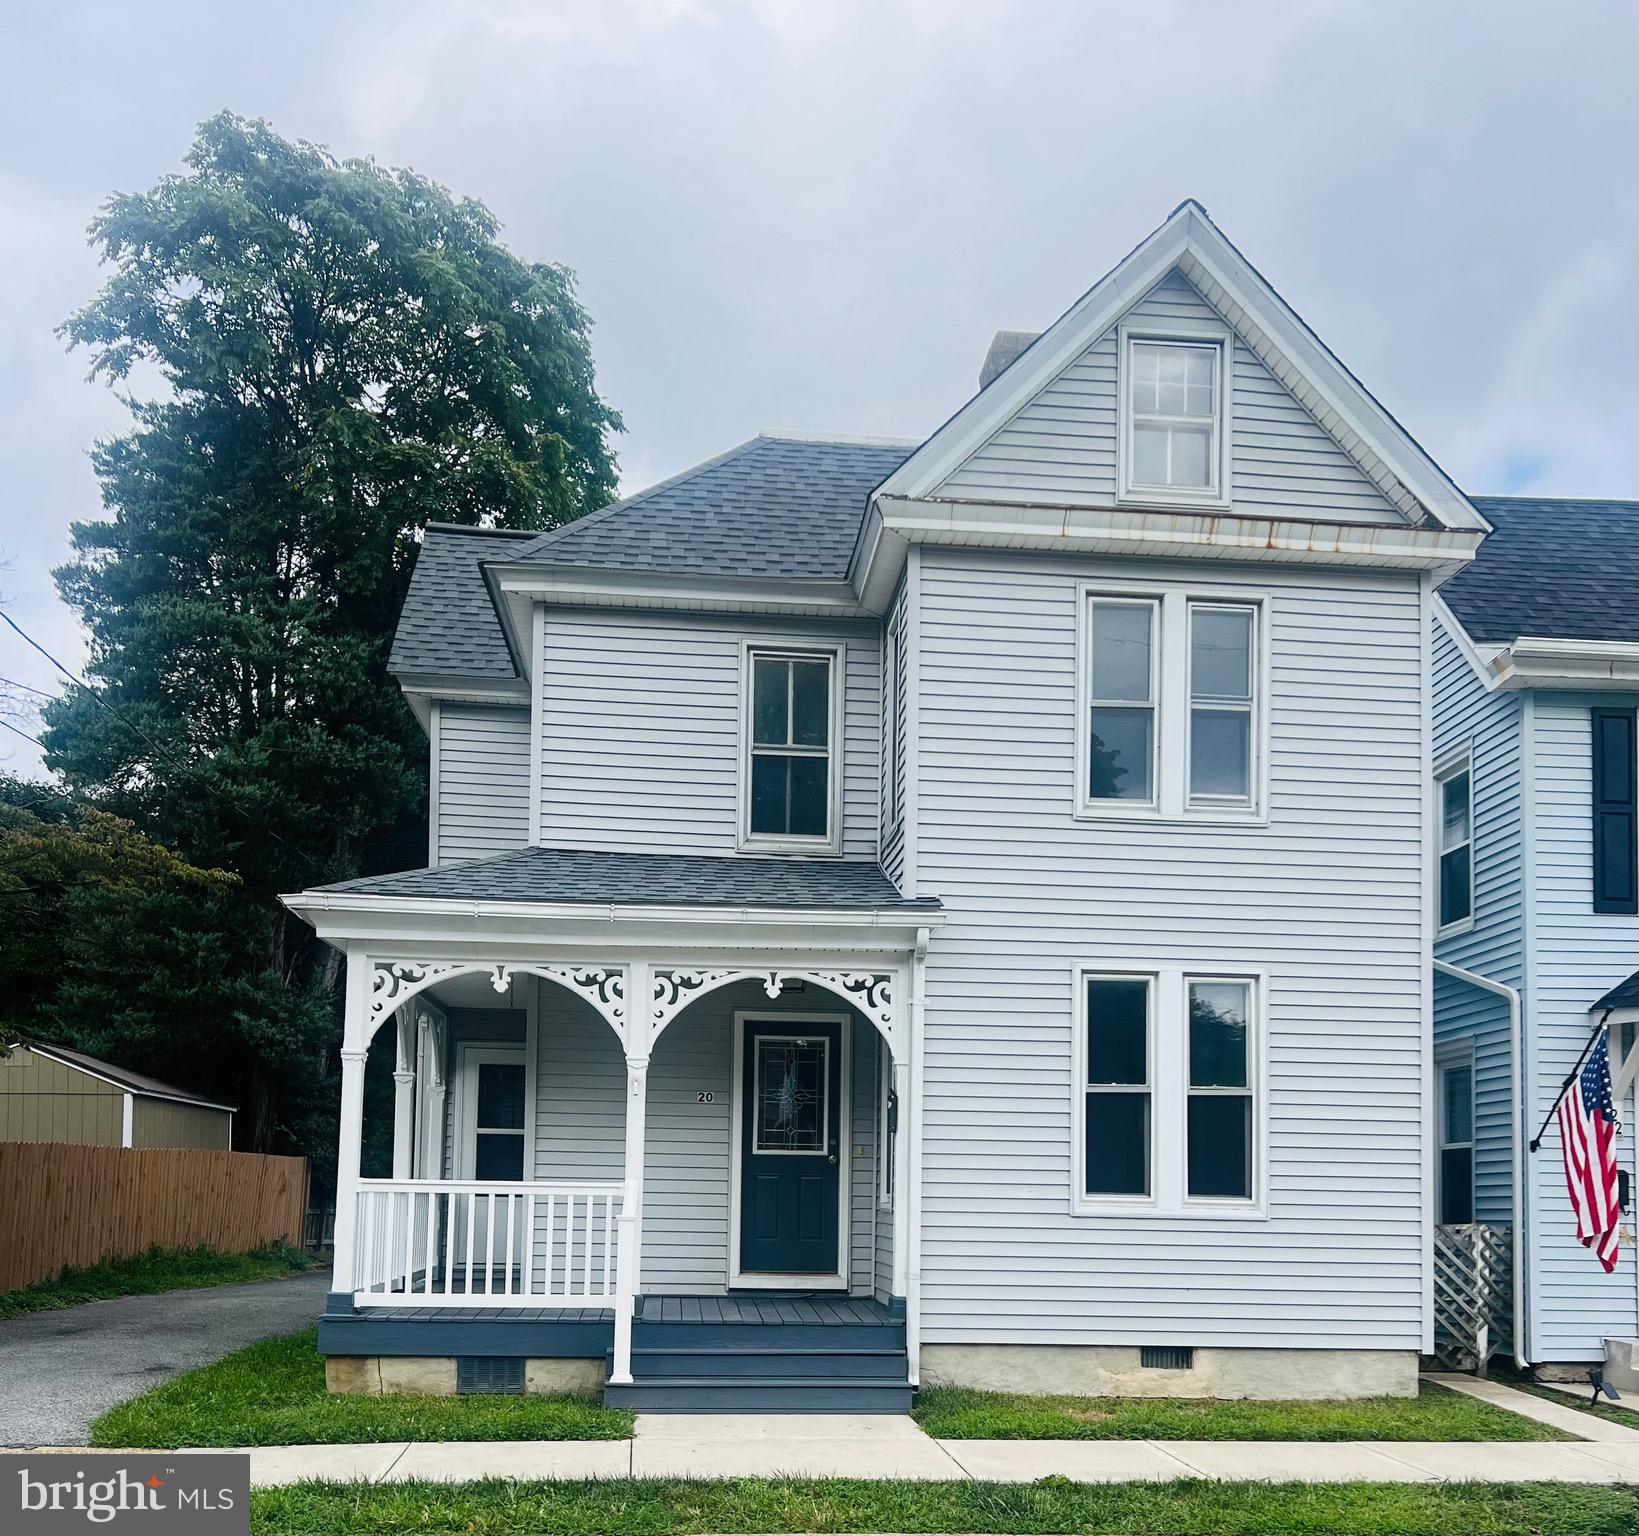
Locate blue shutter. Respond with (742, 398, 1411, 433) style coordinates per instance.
(1592, 707, 1637, 915)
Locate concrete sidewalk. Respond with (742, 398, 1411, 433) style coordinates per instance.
(116, 1409, 1639, 1486)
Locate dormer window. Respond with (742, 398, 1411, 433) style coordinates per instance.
(1118, 325, 1229, 505)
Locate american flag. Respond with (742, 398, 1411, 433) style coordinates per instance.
(1556, 1030, 1622, 1274)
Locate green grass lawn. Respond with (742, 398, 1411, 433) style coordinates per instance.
(0, 1242, 314, 1320)
(1508, 1378, 1639, 1432)
(249, 1477, 1637, 1536)
(912, 1382, 1574, 1441)
(93, 1328, 632, 1447)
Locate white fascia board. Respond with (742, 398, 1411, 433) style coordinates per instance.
(490, 564, 872, 619)
(873, 201, 1484, 535)
(395, 681, 530, 735)
(1489, 636, 1639, 691)
(279, 890, 942, 951)
(875, 494, 1483, 574)
(1431, 593, 1508, 694)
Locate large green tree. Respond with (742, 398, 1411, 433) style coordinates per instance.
(40, 113, 621, 1156)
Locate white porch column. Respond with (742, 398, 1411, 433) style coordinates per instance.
(891, 1055, 912, 1299)
(330, 949, 372, 1305)
(391, 1010, 416, 1181)
(612, 960, 652, 1386)
(906, 934, 929, 1385)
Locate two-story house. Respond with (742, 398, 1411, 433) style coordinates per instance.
(1431, 498, 1638, 1378)
(283, 200, 1490, 1410)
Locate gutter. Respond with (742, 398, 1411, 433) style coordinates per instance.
(1433, 958, 1528, 1370)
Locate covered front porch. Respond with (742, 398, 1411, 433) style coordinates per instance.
(284, 855, 937, 1408)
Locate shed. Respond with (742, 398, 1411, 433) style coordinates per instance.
(0, 1041, 235, 1149)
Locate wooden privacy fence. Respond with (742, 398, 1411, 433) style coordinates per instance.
(0, 1143, 309, 1295)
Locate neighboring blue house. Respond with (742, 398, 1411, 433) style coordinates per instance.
(282, 201, 1496, 1410)
(1432, 498, 1638, 1372)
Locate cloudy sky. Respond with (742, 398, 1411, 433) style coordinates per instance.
(2, 0, 1634, 775)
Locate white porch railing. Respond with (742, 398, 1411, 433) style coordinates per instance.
(351, 1179, 623, 1309)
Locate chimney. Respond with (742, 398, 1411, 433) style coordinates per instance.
(979, 329, 1040, 391)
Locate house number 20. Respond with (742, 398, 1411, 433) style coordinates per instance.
(697, 1091, 714, 1104)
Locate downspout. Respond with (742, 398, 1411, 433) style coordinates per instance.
(1433, 958, 1528, 1369)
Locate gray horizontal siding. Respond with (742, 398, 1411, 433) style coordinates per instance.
(1525, 693, 1639, 1360)
(433, 704, 532, 866)
(939, 271, 1402, 524)
(914, 546, 1426, 1350)
(1430, 614, 1524, 1232)
(538, 610, 880, 860)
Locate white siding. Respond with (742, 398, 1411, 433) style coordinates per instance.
(1525, 693, 1639, 1360)
(1431, 614, 1524, 1228)
(538, 609, 880, 860)
(914, 546, 1427, 1349)
(939, 271, 1403, 524)
(432, 704, 532, 865)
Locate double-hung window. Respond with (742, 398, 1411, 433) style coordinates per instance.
(1188, 604, 1256, 806)
(744, 648, 837, 850)
(1077, 968, 1261, 1212)
(1087, 600, 1158, 804)
(1120, 330, 1228, 503)
(1186, 979, 1254, 1200)
(1437, 755, 1473, 931)
(1081, 586, 1263, 819)
(1082, 976, 1152, 1198)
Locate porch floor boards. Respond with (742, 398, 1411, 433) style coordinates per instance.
(635, 1295, 895, 1327)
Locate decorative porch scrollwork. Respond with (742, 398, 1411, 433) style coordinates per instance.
(367, 960, 627, 1044)
(650, 967, 897, 1046)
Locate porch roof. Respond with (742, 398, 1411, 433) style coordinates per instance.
(303, 846, 941, 914)
(1593, 971, 1638, 1014)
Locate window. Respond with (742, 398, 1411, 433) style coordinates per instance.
(753, 1036, 828, 1153)
(1438, 1059, 1474, 1224)
(1076, 967, 1263, 1213)
(1081, 976, 1152, 1198)
(745, 649, 836, 848)
(1188, 604, 1256, 806)
(472, 1061, 526, 1181)
(1087, 599, 1158, 803)
(1186, 979, 1254, 1201)
(1592, 707, 1637, 914)
(1079, 586, 1265, 819)
(881, 622, 902, 829)
(1437, 757, 1473, 930)
(1122, 333, 1226, 500)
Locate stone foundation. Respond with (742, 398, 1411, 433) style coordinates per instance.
(1531, 1359, 1602, 1385)
(919, 1344, 1419, 1400)
(324, 1356, 607, 1397)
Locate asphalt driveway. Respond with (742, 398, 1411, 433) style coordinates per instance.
(0, 1268, 331, 1446)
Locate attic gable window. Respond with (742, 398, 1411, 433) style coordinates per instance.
(1119, 326, 1229, 505)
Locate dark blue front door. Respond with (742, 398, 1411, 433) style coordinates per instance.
(739, 1020, 842, 1276)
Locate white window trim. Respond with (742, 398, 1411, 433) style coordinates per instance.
(1435, 1041, 1476, 1225)
(452, 1043, 532, 1180)
(1116, 316, 1234, 509)
(1075, 578, 1269, 825)
(881, 621, 900, 832)
(1073, 971, 1157, 1211)
(1435, 744, 1475, 937)
(1072, 964, 1268, 1219)
(737, 641, 845, 856)
(1183, 974, 1261, 1209)
(1185, 601, 1260, 813)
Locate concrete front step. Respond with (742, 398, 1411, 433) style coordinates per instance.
(605, 1378, 915, 1413)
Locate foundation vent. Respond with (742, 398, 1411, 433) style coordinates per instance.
(1140, 1346, 1195, 1370)
(458, 1356, 525, 1394)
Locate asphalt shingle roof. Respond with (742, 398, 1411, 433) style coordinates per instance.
(313, 846, 938, 911)
(511, 435, 915, 580)
(1441, 497, 1638, 646)
(1594, 972, 1639, 1014)
(388, 524, 534, 682)
(25, 1041, 235, 1110)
